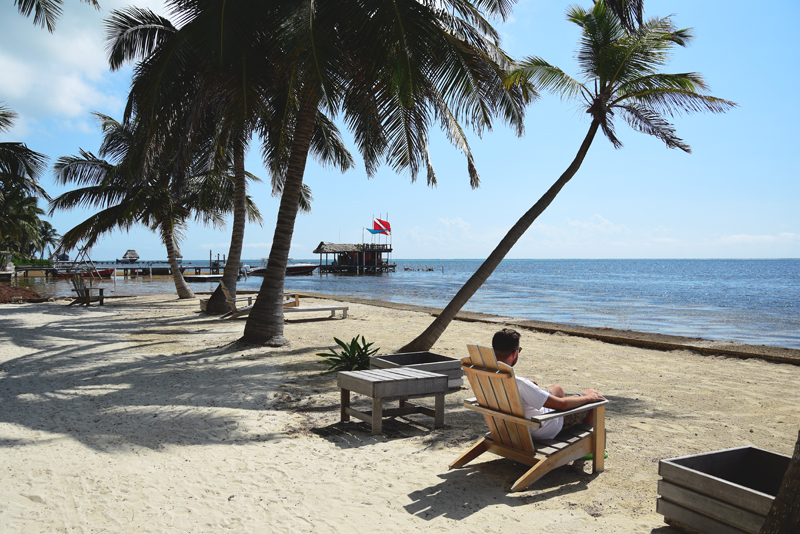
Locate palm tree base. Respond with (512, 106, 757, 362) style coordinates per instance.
(240, 334, 289, 347)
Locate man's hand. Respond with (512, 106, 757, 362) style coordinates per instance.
(581, 389, 606, 403)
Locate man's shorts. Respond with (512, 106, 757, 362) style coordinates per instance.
(561, 393, 588, 430)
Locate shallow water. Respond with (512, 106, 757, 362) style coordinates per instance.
(9, 258, 799, 349)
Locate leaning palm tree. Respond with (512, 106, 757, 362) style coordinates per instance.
(400, 0, 736, 352)
(50, 113, 262, 299)
(103, 3, 333, 314)
(0, 103, 49, 202)
(240, 0, 531, 346)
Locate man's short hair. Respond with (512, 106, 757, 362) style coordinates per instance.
(492, 328, 520, 358)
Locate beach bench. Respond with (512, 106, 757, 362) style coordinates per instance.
(68, 275, 104, 306)
(450, 344, 608, 491)
(217, 280, 299, 319)
(284, 305, 348, 319)
(338, 368, 448, 435)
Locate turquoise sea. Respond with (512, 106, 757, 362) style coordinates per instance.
(9, 259, 799, 349)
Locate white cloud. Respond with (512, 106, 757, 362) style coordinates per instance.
(718, 233, 800, 245)
(0, 0, 169, 134)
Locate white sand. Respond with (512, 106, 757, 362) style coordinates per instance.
(1, 295, 798, 533)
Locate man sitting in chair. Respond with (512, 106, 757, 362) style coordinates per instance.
(492, 328, 605, 439)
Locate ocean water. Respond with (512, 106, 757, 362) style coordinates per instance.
(9, 259, 799, 349)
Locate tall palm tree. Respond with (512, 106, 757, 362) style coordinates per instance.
(49, 113, 262, 299)
(103, 3, 334, 314)
(0, 104, 49, 202)
(239, 0, 532, 346)
(12, 0, 99, 32)
(400, 0, 736, 353)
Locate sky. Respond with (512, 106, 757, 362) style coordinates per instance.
(1, 0, 798, 261)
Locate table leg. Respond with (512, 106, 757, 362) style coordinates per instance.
(371, 396, 383, 435)
(399, 395, 408, 408)
(340, 388, 350, 422)
(434, 391, 445, 428)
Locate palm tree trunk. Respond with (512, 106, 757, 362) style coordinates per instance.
(161, 223, 194, 299)
(760, 430, 800, 533)
(205, 135, 248, 314)
(399, 119, 601, 353)
(241, 106, 317, 346)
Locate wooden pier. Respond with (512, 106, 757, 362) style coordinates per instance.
(313, 242, 396, 274)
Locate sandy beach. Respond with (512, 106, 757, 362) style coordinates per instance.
(1, 294, 798, 533)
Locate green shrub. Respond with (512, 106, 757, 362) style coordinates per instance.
(317, 335, 379, 375)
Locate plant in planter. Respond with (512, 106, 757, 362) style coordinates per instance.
(317, 335, 379, 374)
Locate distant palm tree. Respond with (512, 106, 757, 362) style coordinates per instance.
(400, 0, 736, 353)
(12, 0, 99, 32)
(0, 185, 45, 256)
(0, 103, 48, 202)
(240, 0, 532, 346)
(36, 220, 59, 259)
(50, 113, 262, 299)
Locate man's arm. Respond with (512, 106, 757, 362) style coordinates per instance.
(543, 389, 605, 411)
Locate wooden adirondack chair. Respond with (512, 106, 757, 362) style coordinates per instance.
(451, 344, 608, 491)
(68, 275, 104, 306)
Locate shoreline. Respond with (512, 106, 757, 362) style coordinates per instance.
(291, 291, 800, 366)
(11, 288, 800, 364)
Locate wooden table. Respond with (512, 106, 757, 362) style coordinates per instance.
(338, 368, 448, 435)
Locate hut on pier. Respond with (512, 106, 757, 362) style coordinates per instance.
(313, 242, 395, 274)
(117, 250, 140, 263)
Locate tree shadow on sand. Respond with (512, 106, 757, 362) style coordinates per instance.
(0, 301, 338, 453)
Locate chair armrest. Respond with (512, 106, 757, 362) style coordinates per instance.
(463, 398, 542, 429)
(530, 400, 609, 424)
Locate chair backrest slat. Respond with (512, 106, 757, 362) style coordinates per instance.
(463, 344, 535, 453)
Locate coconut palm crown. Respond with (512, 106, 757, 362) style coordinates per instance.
(400, 0, 737, 353)
(49, 113, 263, 299)
(510, 1, 734, 152)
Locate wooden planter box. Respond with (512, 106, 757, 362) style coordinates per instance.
(370, 352, 463, 388)
(657, 446, 790, 534)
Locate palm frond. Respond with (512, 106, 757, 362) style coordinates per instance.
(618, 103, 691, 152)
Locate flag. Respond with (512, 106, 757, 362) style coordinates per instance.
(374, 218, 391, 235)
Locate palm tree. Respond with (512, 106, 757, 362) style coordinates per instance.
(0, 104, 49, 202)
(0, 184, 46, 256)
(49, 113, 262, 299)
(103, 3, 333, 314)
(239, 0, 531, 346)
(36, 220, 59, 259)
(12, 0, 99, 32)
(400, 0, 736, 353)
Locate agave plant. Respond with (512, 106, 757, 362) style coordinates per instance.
(317, 336, 380, 375)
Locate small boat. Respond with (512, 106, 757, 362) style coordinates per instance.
(56, 268, 115, 278)
(249, 259, 318, 276)
(286, 262, 318, 275)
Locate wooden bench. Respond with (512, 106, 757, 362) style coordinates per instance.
(217, 280, 301, 319)
(68, 275, 104, 306)
(337, 368, 448, 435)
(284, 305, 348, 319)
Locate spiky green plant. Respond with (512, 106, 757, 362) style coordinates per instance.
(317, 336, 380, 375)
